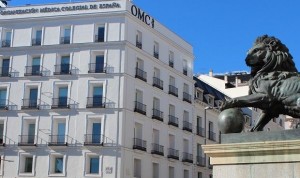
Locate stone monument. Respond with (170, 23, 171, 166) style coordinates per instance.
(203, 35, 300, 178)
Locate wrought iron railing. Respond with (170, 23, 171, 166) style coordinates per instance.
(169, 85, 178, 97)
(136, 41, 142, 49)
(168, 115, 178, 127)
(32, 38, 41, 46)
(182, 152, 193, 163)
(183, 121, 192, 132)
(1, 40, 10, 47)
(86, 96, 105, 108)
(151, 143, 164, 156)
(134, 101, 146, 115)
(153, 77, 163, 90)
(60, 36, 70, 44)
(18, 135, 36, 146)
(133, 138, 147, 151)
(135, 68, 147, 82)
(152, 109, 163, 121)
(94, 35, 104, 42)
(167, 148, 179, 160)
(88, 63, 106, 73)
(183, 92, 192, 103)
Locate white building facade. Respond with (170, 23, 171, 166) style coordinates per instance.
(0, 1, 199, 178)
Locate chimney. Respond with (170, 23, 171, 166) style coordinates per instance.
(209, 69, 213, 77)
(224, 75, 228, 82)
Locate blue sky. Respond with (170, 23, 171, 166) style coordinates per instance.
(9, 0, 300, 74)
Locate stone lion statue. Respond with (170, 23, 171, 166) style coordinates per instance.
(221, 35, 300, 131)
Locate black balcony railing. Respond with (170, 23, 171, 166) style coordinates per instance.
(153, 77, 163, 90)
(135, 68, 147, 82)
(86, 96, 105, 108)
(84, 134, 104, 146)
(1, 40, 10, 47)
(151, 143, 164, 156)
(24, 65, 43, 76)
(133, 138, 147, 151)
(183, 92, 192, 103)
(32, 38, 41, 46)
(153, 51, 159, 59)
(168, 148, 179, 160)
(18, 135, 36, 146)
(0, 99, 8, 110)
(51, 97, 70, 109)
(54, 64, 73, 75)
(183, 121, 192, 132)
(48, 135, 68, 146)
(169, 60, 174, 68)
(168, 115, 178, 127)
(197, 126, 205, 137)
(169, 85, 178, 97)
(95, 35, 104, 42)
(134, 101, 146, 115)
(88, 63, 106, 73)
(0, 67, 11, 77)
(21, 99, 39, 109)
(196, 156, 206, 167)
(183, 68, 188, 75)
(152, 109, 163, 122)
(60, 36, 70, 44)
(182, 152, 193, 163)
(208, 131, 216, 141)
(136, 41, 142, 49)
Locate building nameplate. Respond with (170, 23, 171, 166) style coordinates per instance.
(0, 2, 121, 16)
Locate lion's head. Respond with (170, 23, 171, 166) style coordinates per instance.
(245, 35, 298, 76)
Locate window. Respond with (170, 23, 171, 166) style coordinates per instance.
(85, 154, 100, 175)
(195, 88, 203, 100)
(135, 58, 147, 82)
(2, 30, 12, 47)
(153, 97, 160, 110)
(153, 68, 163, 90)
(136, 30, 142, 49)
(95, 25, 105, 42)
(60, 26, 71, 44)
(169, 104, 175, 117)
(87, 84, 104, 108)
(169, 51, 174, 67)
(0, 121, 4, 144)
(183, 84, 189, 93)
(198, 172, 202, 178)
(22, 86, 39, 109)
(55, 157, 63, 173)
(27, 56, 41, 76)
(183, 60, 188, 75)
(134, 159, 141, 178)
(19, 154, 35, 176)
(153, 42, 159, 59)
(184, 169, 189, 178)
(49, 154, 66, 175)
(152, 163, 159, 178)
(49, 118, 67, 145)
(32, 28, 42, 46)
(19, 119, 36, 145)
(0, 88, 7, 109)
(169, 166, 174, 178)
(89, 54, 105, 73)
(58, 87, 68, 107)
(85, 117, 102, 145)
(1, 58, 10, 77)
(134, 89, 146, 115)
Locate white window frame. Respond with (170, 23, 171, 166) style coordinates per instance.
(84, 153, 102, 177)
(18, 152, 36, 176)
(48, 153, 66, 177)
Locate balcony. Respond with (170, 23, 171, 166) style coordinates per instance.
(136, 41, 142, 49)
(60, 36, 70, 44)
(167, 148, 179, 160)
(182, 152, 193, 163)
(84, 134, 103, 146)
(168, 115, 178, 127)
(197, 127, 205, 137)
(152, 109, 163, 122)
(168, 85, 178, 97)
(135, 68, 147, 82)
(0, 99, 8, 110)
(133, 138, 146, 151)
(208, 131, 216, 141)
(169, 60, 174, 68)
(32, 38, 41, 46)
(48, 135, 68, 146)
(153, 77, 163, 90)
(18, 135, 37, 147)
(86, 96, 105, 108)
(153, 51, 159, 59)
(0, 67, 11, 77)
(53, 64, 73, 75)
(183, 68, 188, 76)
(183, 92, 192, 103)
(21, 99, 39, 110)
(51, 97, 70, 109)
(1, 40, 10, 47)
(151, 143, 164, 156)
(134, 101, 146, 115)
(94, 35, 104, 42)
(88, 63, 106, 73)
(183, 121, 192, 133)
(196, 156, 206, 167)
(24, 66, 42, 76)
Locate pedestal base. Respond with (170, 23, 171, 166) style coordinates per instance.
(202, 130, 300, 178)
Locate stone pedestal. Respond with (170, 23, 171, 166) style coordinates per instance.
(202, 130, 300, 178)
